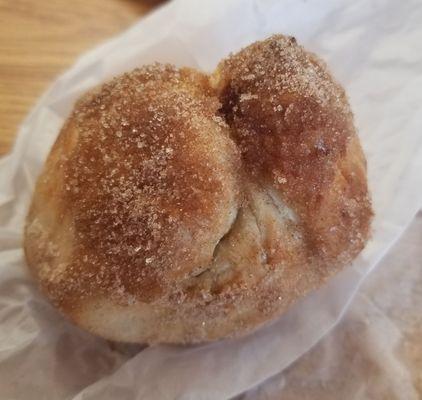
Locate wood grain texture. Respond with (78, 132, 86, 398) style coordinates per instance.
(0, 0, 163, 156)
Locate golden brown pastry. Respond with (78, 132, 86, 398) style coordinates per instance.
(24, 35, 372, 344)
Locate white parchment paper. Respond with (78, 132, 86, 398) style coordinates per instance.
(1, 0, 422, 399)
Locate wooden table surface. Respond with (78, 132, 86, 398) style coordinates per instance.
(0, 0, 163, 156)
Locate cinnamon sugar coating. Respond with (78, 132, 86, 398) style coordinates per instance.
(24, 35, 372, 344)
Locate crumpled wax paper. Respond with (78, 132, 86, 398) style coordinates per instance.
(1, 0, 422, 399)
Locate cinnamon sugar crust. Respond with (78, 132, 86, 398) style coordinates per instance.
(24, 35, 372, 344)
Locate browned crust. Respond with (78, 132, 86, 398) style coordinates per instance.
(24, 35, 372, 344)
(213, 35, 372, 270)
